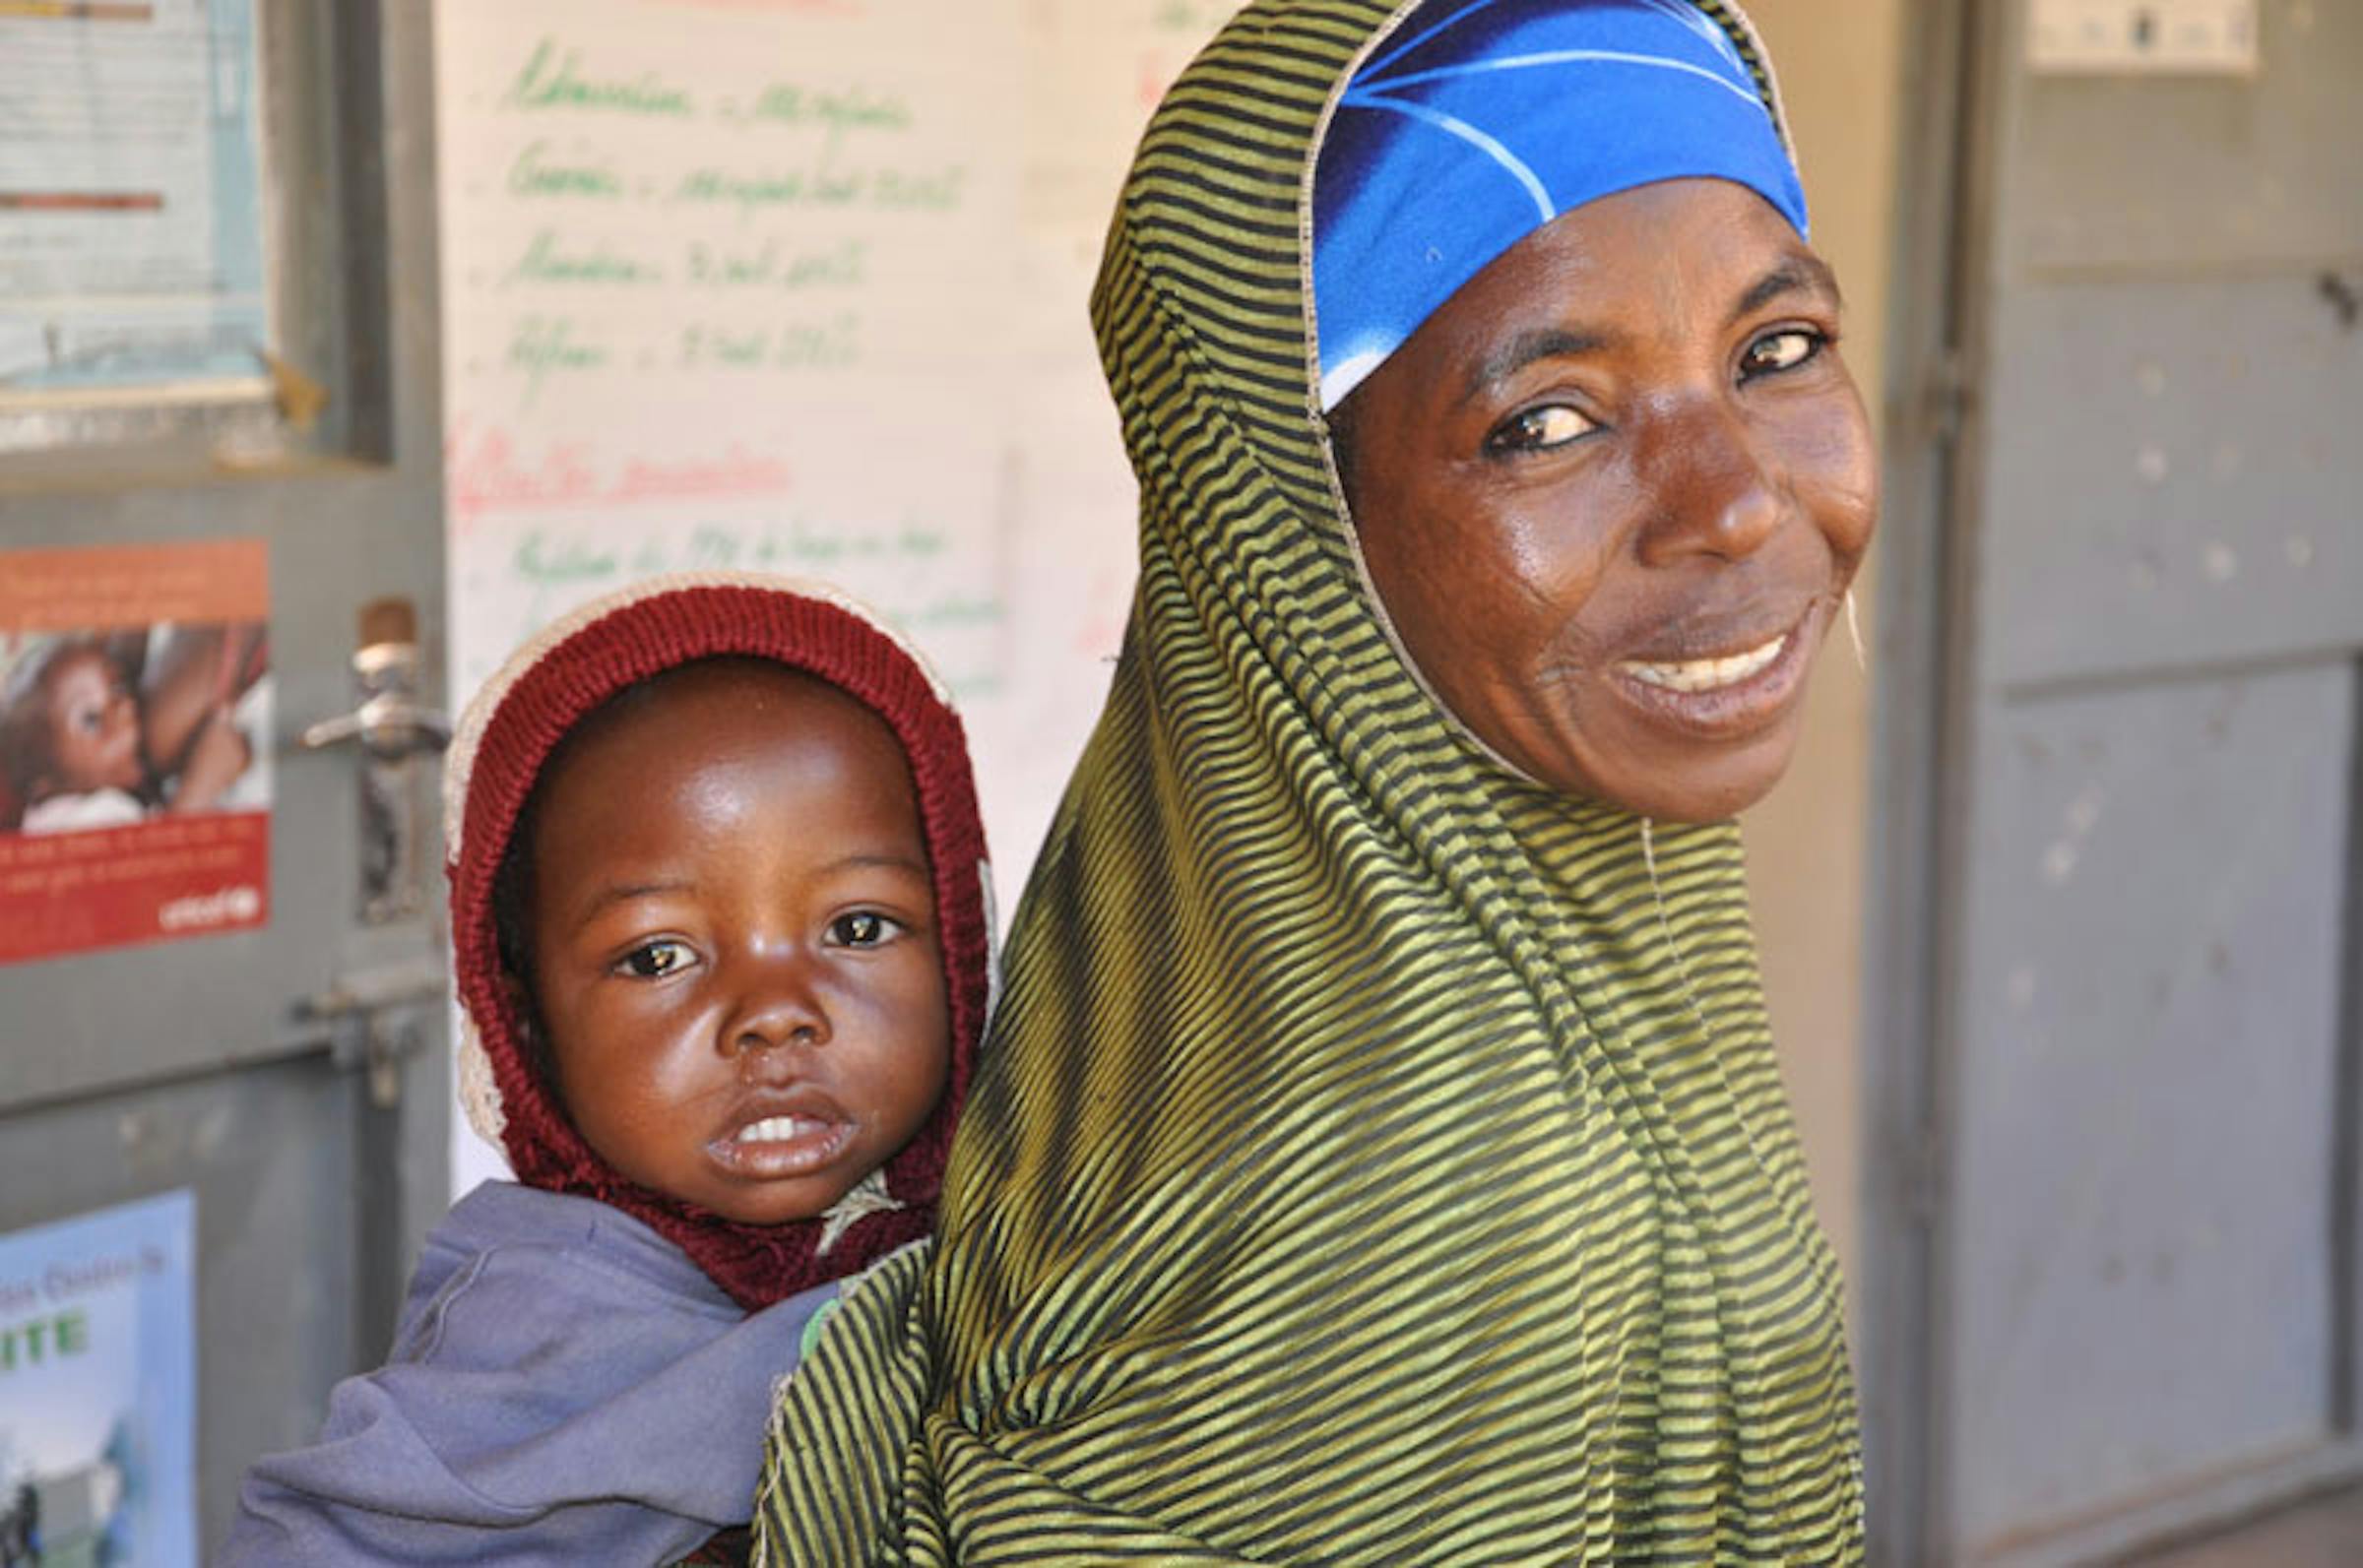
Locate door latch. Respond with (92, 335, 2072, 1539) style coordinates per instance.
(302, 597, 451, 924)
(287, 960, 445, 1109)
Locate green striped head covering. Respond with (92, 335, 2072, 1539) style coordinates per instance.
(757, 2, 1864, 1561)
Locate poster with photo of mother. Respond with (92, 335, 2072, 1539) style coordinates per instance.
(0, 538, 271, 965)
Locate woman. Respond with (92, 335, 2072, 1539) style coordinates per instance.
(759, 1, 1873, 1560)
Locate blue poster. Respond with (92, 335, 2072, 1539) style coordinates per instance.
(0, 1191, 195, 1568)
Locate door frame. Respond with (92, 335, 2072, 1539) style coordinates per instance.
(0, 1, 450, 1546)
(1858, 1, 2363, 1561)
(1857, 0, 1990, 1555)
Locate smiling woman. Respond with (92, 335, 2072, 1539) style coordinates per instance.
(1331, 179, 1877, 820)
(756, 2, 1872, 1562)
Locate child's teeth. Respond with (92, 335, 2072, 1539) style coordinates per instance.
(735, 1115, 814, 1144)
(1625, 634, 1786, 693)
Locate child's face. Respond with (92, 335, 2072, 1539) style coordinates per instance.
(524, 660, 950, 1225)
(42, 649, 143, 795)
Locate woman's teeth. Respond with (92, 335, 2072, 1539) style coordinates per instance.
(735, 1114, 824, 1144)
(1624, 634, 1786, 694)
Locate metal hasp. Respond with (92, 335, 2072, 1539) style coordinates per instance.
(301, 596, 450, 924)
(285, 959, 446, 1109)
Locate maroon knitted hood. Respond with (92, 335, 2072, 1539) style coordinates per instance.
(444, 574, 992, 1308)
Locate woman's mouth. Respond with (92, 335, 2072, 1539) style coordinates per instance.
(1622, 632, 1789, 693)
(1611, 609, 1818, 735)
(708, 1110, 854, 1177)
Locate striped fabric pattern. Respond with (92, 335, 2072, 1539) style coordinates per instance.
(755, 1, 1863, 1560)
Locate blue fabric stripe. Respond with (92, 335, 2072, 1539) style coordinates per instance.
(1313, 0, 1807, 410)
(1361, 49, 1769, 111)
(1362, 0, 1522, 78)
(1339, 90, 1558, 221)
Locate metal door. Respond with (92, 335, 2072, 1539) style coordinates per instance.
(0, 5, 445, 1557)
(1864, 1, 2363, 1562)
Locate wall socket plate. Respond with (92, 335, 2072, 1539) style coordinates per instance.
(2029, 0, 2260, 75)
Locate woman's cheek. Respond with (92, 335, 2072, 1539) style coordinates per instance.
(1789, 398, 1879, 566)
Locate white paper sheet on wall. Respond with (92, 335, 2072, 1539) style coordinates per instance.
(435, 0, 1250, 1189)
(439, 0, 1024, 686)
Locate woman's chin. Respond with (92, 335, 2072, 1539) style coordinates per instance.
(1545, 699, 1815, 824)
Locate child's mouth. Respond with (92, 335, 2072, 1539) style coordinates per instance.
(735, 1114, 828, 1145)
(710, 1111, 854, 1176)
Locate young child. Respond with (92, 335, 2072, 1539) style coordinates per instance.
(223, 575, 992, 1566)
(0, 628, 262, 834)
(1, 637, 151, 832)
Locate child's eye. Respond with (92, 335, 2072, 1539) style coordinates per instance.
(616, 940, 694, 978)
(1485, 404, 1595, 456)
(828, 911, 900, 948)
(1741, 327, 1826, 378)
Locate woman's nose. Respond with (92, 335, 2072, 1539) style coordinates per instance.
(1634, 401, 1787, 567)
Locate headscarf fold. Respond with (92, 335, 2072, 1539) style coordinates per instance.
(757, 3, 1862, 1560)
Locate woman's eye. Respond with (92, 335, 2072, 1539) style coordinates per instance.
(1742, 328, 1824, 378)
(617, 940, 693, 978)
(829, 911, 898, 948)
(1486, 404, 1594, 455)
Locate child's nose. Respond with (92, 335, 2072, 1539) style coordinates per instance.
(723, 963, 830, 1065)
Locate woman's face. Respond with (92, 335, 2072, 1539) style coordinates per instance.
(1334, 177, 1877, 822)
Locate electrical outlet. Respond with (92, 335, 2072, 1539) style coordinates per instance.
(2029, 0, 2260, 75)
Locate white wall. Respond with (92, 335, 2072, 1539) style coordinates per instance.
(434, 0, 1245, 1191)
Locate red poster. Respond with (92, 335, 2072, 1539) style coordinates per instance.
(0, 539, 271, 964)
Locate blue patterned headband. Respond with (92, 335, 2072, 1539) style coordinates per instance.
(1312, 0, 1807, 410)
